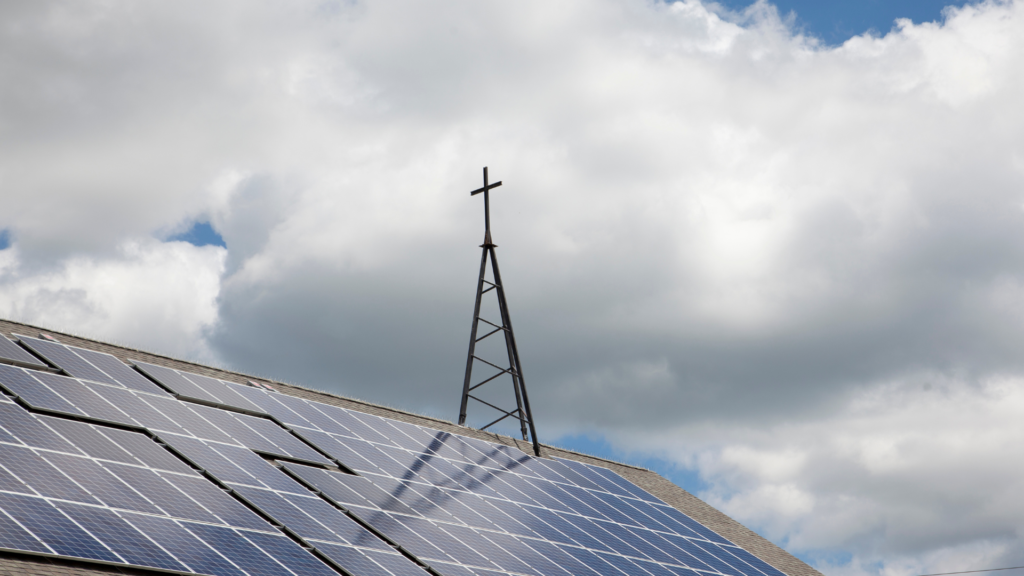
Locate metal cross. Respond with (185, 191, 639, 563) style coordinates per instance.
(470, 167, 502, 240)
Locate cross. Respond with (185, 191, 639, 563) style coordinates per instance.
(470, 166, 502, 238)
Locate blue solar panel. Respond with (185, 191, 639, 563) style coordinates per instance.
(0, 498, 52, 553)
(133, 361, 222, 404)
(0, 444, 99, 504)
(0, 492, 121, 562)
(0, 364, 85, 416)
(0, 402, 81, 453)
(15, 335, 120, 387)
(183, 523, 293, 576)
(0, 347, 789, 576)
(164, 473, 274, 531)
(0, 334, 48, 369)
(55, 502, 188, 572)
(39, 416, 135, 464)
(240, 530, 339, 576)
(87, 385, 188, 434)
(178, 371, 266, 414)
(104, 463, 222, 525)
(44, 452, 162, 514)
(67, 347, 170, 396)
(314, 542, 393, 576)
(146, 397, 239, 443)
(121, 513, 245, 576)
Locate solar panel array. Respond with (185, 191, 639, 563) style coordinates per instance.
(0, 334, 789, 576)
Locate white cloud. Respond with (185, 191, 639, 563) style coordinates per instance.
(3, 0, 1024, 574)
(0, 240, 224, 361)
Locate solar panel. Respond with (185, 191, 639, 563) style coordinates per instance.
(16, 335, 122, 386)
(0, 334, 48, 369)
(133, 361, 265, 414)
(0, 343, 795, 576)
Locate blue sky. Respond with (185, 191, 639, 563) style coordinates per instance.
(719, 0, 976, 43)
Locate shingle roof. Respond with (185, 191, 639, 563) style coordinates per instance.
(0, 318, 823, 576)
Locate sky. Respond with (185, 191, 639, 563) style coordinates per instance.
(1, 0, 1022, 575)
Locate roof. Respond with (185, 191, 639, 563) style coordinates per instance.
(0, 317, 823, 576)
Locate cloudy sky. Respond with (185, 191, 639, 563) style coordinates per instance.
(2, 0, 1023, 574)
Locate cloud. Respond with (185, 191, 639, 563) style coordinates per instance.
(0, 240, 224, 360)
(628, 373, 1024, 575)
(3, 0, 1024, 573)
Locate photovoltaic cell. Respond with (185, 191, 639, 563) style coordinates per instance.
(0, 463, 33, 495)
(267, 394, 346, 434)
(161, 434, 258, 487)
(327, 472, 422, 516)
(88, 385, 187, 434)
(363, 549, 432, 576)
(234, 412, 332, 464)
(233, 485, 338, 542)
(356, 510, 453, 562)
(394, 515, 492, 567)
(320, 405, 393, 445)
(210, 443, 309, 494)
(0, 334, 48, 369)
(63, 348, 169, 396)
(430, 562, 478, 576)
